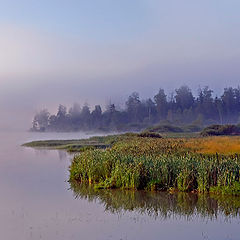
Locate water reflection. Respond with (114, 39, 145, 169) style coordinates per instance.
(33, 148, 50, 156)
(58, 150, 68, 161)
(70, 181, 240, 220)
(31, 148, 70, 162)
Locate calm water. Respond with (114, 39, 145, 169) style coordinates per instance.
(0, 131, 239, 240)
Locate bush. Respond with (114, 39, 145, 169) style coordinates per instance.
(201, 124, 240, 136)
(138, 131, 162, 138)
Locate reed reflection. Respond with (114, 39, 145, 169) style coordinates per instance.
(70, 181, 240, 219)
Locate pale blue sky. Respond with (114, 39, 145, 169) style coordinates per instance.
(0, 0, 152, 40)
(0, 0, 240, 129)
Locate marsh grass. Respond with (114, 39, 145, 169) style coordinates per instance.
(69, 137, 240, 195)
(185, 136, 240, 154)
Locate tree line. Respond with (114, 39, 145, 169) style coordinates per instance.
(32, 85, 240, 132)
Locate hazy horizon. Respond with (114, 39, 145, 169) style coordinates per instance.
(1, 0, 240, 130)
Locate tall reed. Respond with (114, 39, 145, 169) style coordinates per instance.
(69, 138, 240, 195)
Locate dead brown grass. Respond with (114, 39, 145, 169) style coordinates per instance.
(184, 136, 240, 155)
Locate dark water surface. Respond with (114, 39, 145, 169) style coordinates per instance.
(0, 131, 239, 240)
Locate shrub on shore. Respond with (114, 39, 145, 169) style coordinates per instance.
(138, 131, 162, 138)
(201, 124, 240, 136)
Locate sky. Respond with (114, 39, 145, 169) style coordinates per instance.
(0, 0, 240, 129)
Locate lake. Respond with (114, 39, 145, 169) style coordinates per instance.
(0, 131, 239, 240)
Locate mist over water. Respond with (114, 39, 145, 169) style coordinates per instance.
(1, 1, 240, 130)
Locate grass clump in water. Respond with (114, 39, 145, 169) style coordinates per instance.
(69, 137, 240, 195)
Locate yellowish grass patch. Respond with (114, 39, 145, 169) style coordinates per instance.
(184, 136, 240, 155)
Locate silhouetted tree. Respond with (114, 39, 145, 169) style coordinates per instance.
(154, 88, 168, 120)
(196, 86, 216, 121)
(32, 109, 50, 131)
(126, 92, 142, 123)
(81, 104, 91, 129)
(69, 103, 81, 117)
(91, 105, 102, 128)
(57, 104, 67, 119)
(144, 98, 157, 123)
(221, 87, 236, 123)
(175, 86, 194, 111)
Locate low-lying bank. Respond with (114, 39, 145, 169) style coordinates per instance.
(22, 134, 123, 152)
(69, 136, 240, 195)
(22, 132, 161, 152)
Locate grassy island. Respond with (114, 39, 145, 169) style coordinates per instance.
(24, 132, 240, 195)
(69, 134, 240, 195)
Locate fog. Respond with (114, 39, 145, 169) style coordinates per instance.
(1, 0, 240, 130)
